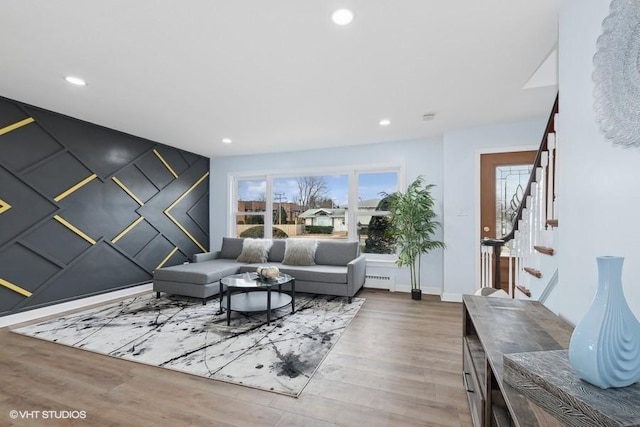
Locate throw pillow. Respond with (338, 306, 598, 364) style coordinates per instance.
(282, 238, 318, 266)
(236, 238, 273, 263)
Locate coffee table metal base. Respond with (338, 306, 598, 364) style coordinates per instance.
(221, 291, 291, 313)
(220, 285, 295, 326)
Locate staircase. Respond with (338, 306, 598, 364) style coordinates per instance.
(480, 96, 559, 301)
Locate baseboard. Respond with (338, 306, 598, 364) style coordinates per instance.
(393, 284, 441, 295)
(441, 292, 463, 303)
(0, 283, 153, 328)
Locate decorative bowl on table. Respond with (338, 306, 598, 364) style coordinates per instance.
(256, 266, 280, 281)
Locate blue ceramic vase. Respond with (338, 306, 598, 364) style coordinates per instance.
(568, 256, 640, 389)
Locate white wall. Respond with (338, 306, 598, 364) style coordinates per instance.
(546, 0, 640, 324)
(441, 118, 547, 301)
(209, 137, 445, 293)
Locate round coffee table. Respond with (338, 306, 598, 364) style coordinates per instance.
(219, 272, 295, 326)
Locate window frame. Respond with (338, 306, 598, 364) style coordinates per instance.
(228, 163, 404, 260)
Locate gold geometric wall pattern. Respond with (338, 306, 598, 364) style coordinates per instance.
(153, 148, 179, 179)
(0, 116, 34, 136)
(0, 277, 32, 297)
(137, 158, 209, 258)
(110, 177, 145, 244)
(156, 246, 179, 271)
(52, 215, 97, 245)
(0, 198, 11, 215)
(50, 174, 101, 244)
(0, 95, 209, 316)
(110, 153, 208, 253)
(53, 174, 98, 202)
(164, 172, 210, 253)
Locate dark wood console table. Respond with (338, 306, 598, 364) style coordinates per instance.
(462, 295, 573, 426)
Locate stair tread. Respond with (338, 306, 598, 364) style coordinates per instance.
(533, 245, 555, 256)
(523, 267, 542, 278)
(516, 285, 532, 298)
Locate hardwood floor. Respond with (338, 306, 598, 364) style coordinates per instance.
(0, 289, 472, 427)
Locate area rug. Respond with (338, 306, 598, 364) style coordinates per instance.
(11, 293, 364, 397)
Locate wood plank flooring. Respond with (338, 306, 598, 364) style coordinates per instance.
(0, 289, 472, 427)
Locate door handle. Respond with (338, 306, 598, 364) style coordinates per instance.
(483, 226, 490, 232)
(463, 372, 474, 393)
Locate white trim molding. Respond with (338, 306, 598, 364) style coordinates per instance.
(441, 292, 463, 303)
(0, 283, 153, 328)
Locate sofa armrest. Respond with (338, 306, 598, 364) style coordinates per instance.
(347, 254, 366, 295)
(192, 251, 221, 263)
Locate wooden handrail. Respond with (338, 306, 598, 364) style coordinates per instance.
(500, 94, 559, 243)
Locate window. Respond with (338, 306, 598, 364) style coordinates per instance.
(495, 165, 532, 236)
(273, 174, 349, 240)
(235, 178, 266, 238)
(357, 171, 398, 255)
(231, 167, 401, 256)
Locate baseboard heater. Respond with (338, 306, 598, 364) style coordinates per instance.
(365, 274, 395, 289)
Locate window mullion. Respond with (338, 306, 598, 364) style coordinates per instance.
(348, 171, 358, 242)
(265, 176, 273, 239)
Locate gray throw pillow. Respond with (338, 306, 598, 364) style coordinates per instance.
(282, 239, 318, 266)
(236, 238, 273, 263)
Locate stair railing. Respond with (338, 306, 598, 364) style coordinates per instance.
(480, 95, 559, 294)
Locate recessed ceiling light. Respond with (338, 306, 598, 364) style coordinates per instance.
(65, 76, 87, 86)
(379, 119, 391, 126)
(222, 138, 232, 144)
(332, 9, 354, 26)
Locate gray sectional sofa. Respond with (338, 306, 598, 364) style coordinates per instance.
(153, 237, 366, 303)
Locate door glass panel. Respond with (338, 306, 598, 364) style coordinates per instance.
(495, 165, 532, 238)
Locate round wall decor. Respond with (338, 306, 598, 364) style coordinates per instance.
(592, 0, 640, 147)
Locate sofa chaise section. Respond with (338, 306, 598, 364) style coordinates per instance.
(152, 258, 240, 304)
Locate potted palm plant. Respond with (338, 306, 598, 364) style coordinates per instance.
(383, 176, 445, 300)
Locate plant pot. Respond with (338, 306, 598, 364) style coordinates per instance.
(411, 289, 422, 300)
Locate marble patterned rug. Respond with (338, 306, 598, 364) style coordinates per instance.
(12, 292, 364, 397)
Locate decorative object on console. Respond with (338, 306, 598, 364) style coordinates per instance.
(282, 238, 318, 266)
(236, 238, 273, 263)
(569, 256, 640, 389)
(592, 0, 640, 147)
(256, 266, 280, 280)
(382, 176, 445, 300)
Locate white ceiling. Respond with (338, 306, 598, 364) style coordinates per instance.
(0, 1, 559, 158)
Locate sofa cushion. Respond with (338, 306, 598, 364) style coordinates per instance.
(281, 265, 347, 284)
(220, 237, 244, 259)
(315, 240, 359, 266)
(236, 238, 273, 263)
(238, 262, 347, 284)
(154, 259, 240, 284)
(282, 238, 317, 266)
(268, 239, 286, 262)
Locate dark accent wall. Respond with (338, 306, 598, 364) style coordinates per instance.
(0, 97, 209, 316)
